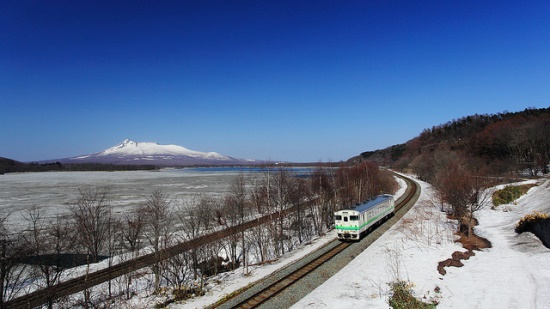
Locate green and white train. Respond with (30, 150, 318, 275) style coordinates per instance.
(334, 194, 395, 241)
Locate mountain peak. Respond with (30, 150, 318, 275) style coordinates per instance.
(115, 139, 135, 149)
(117, 139, 158, 147)
(110, 139, 156, 152)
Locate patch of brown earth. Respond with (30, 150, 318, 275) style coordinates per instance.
(437, 222, 492, 275)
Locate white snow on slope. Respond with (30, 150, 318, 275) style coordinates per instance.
(100, 139, 231, 160)
(290, 177, 550, 309)
(68, 139, 241, 163)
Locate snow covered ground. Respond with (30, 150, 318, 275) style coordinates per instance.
(292, 177, 550, 309)
(169, 176, 550, 309)
(8, 173, 549, 308)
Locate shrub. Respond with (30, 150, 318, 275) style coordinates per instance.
(492, 184, 536, 207)
(388, 280, 438, 309)
(153, 286, 206, 308)
(515, 211, 549, 234)
(172, 286, 205, 301)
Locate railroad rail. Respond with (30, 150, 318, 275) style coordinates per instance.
(394, 172, 419, 213)
(227, 241, 351, 309)
(213, 173, 420, 308)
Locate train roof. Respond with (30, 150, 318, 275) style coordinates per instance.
(338, 194, 393, 214)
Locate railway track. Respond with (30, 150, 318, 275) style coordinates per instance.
(230, 242, 352, 309)
(7, 173, 419, 309)
(394, 172, 420, 213)
(213, 173, 420, 308)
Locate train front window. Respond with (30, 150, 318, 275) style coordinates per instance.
(344, 217, 348, 222)
(350, 215, 359, 221)
(335, 215, 342, 220)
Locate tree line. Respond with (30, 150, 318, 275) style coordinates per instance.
(0, 158, 159, 174)
(1, 162, 396, 308)
(356, 107, 550, 176)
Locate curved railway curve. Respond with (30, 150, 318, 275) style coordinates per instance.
(7, 173, 419, 309)
(212, 173, 420, 309)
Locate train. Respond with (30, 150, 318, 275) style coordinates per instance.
(334, 194, 395, 241)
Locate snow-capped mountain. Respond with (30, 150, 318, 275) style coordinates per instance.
(56, 139, 254, 166)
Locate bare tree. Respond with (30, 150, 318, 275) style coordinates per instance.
(249, 224, 270, 264)
(434, 154, 492, 237)
(464, 175, 492, 238)
(224, 173, 249, 272)
(272, 168, 293, 255)
(288, 176, 309, 244)
(335, 164, 356, 207)
(250, 176, 266, 215)
(198, 196, 216, 232)
(0, 214, 28, 309)
(67, 186, 113, 309)
(162, 250, 190, 290)
(139, 189, 174, 292)
(119, 211, 144, 253)
(22, 207, 73, 309)
(344, 161, 395, 203)
(113, 211, 144, 300)
(311, 165, 337, 232)
(105, 207, 118, 299)
(179, 196, 205, 280)
(68, 186, 112, 263)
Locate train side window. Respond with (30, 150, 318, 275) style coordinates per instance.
(335, 215, 342, 220)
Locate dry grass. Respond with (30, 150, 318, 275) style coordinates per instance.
(492, 184, 537, 207)
(515, 211, 549, 234)
(388, 280, 438, 309)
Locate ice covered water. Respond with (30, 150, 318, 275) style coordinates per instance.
(0, 167, 315, 232)
(0, 168, 249, 231)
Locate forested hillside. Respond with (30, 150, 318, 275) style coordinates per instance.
(352, 107, 550, 181)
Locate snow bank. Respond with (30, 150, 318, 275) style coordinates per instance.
(293, 178, 550, 309)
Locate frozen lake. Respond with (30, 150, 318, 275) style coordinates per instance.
(1, 167, 311, 231)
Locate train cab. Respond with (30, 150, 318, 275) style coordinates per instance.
(334, 209, 361, 240)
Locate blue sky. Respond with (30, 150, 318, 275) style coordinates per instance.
(2, 1, 549, 162)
